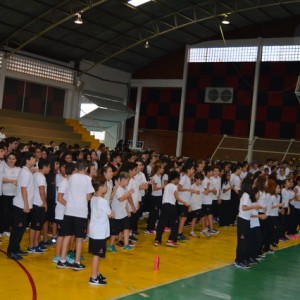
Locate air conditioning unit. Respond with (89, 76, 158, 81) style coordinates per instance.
(204, 87, 234, 104)
(295, 76, 300, 103)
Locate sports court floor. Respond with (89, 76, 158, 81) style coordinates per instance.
(1, 222, 299, 300)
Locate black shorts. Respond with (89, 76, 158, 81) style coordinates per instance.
(45, 198, 56, 222)
(110, 217, 130, 236)
(62, 215, 88, 238)
(191, 209, 204, 219)
(54, 219, 64, 237)
(89, 238, 106, 258)
(202, 204, 213, 216)
(177, 205, 188, 217)
(30, 205, 46, 230)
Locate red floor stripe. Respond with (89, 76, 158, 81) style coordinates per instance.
(0, 249, 37, 300)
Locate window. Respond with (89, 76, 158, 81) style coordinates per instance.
(262, 45, 300, 62)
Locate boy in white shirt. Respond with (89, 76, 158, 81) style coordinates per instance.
(107, 172, 134, 252)
(89, 175, 114, 286)
(7, 152, 36, 260)
(57, 160, 94, 270)
(154, 171, 190, 247)
(28, 159, 51, 253)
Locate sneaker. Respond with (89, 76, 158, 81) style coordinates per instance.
(255, 256, 263, 261)
(166, 240, 179, 247)
(267, 250, 275, 254)
(129, 235, 138, 242)
(98, 273, 106, 280)
(123, 244, 134, 251)
(177, 234, 190, 241)
(234, 262, 251, 269)
(42, 239, 56, 246)
(209, 229, 220, 235)
(52, 255, 61, 263)
(164, 227, 171, 232)
(116, 241, 124, 248)
(7, 252, 23, 260)
(279, 237, 288, 242)
(287, 234, 298, 239)
(89, 276, 107, 286)
(154, 240, 161, 246)
(128, 240, 136, 247)
(57, 260, 74, 269)
(107, 245, 117, 253)
(257, 253, 266, 258)
(37, 243, 48, 251)
(67, 250, 75, 259)
(73, 262, 86, 271)
(249, 258, 259, 265)
(144, 230, 156, 235)
(189, 232, 200, 238)
(16, 249, 28, 256)
(27, 247, 43, 254)
(3, 231, 11, 237)
(201, 229, 212, 238)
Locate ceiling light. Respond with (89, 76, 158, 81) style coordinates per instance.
(144, 40, 150, 49)
(74, 13, 83, 24)
(128, 0, 151, 7)
(221, 14, 230, 25)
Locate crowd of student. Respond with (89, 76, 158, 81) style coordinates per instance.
(0, 136, 300, 285)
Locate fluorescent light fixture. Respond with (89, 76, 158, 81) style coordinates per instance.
(128, 0, 151, 7)
(221, 15, 230, 25)
(74, 13, 83, 24)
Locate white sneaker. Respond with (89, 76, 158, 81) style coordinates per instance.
(3, 232, 11, 237)
(189, 232, 199, 238)
(201, 229, 211, 238)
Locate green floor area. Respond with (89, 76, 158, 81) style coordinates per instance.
(120, 245, 300, 300)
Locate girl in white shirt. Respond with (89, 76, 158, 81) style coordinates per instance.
(0, 153, 21, 237)
(230, 164, 242, 225)
(219, 172, 233, 227)
(146, 162, 164, 234)
(235, 178, 260, 269)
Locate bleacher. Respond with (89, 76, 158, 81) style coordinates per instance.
(0, 109, 100, 149)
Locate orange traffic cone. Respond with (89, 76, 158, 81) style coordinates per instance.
(154, 255, 160, 270)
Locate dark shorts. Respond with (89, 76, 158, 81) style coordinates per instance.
(177, 205, 188, 217)
(202, 204, 213, 216)
(54, 219, 64, 237)
(110, 217, 130, 236)
(45, 198, 56, 222)
(62, 215, 88, 238)
(191, 208, 204, 219)
(89, 238, 106, 258)
(30, 205, 46, 230)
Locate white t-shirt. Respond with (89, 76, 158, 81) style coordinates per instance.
(13, 167, 34, 209)
(210, 176, 221, 199)
(230, 173, 241, 191)
(190, 183, 203, 211)
(268, 194, 280, 216)
(104, 179, 113, 202)
(293, 186, 300, 209)
(238, 192, 252, 220)
(162, 173, 168, 185)
(2, 165, 21, 196)
(89, 196, 111, 239)
(221, 182, 231, 200)
(290, 190, 295, 206)
(240, 171, 248, 181)
(55, 177, 68, 220)
(33, 172, 47, 206)
(151, 174, 163, 197)
(0, 160, 5, 196)
(250, 206, 260, 228)
(257, 191, 267, 213)
(162, 183, 177, 205)
(135, 171, 147, 197)
(202, 177, 213, 205)
(127, 177, 140, 210)
(178, 174, 192, 205)
(111, 186, 128, 219)
(64, 173, 94, 218)
(281, 188, 290, 208)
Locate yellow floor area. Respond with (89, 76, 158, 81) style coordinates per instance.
(1, 222, 300, 300)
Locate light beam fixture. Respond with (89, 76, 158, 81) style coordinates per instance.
(221, 14, 230, 25)
(74, 13, 83, 24)
(128, 0, 151, 7)
(144, 40, 150, 49)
